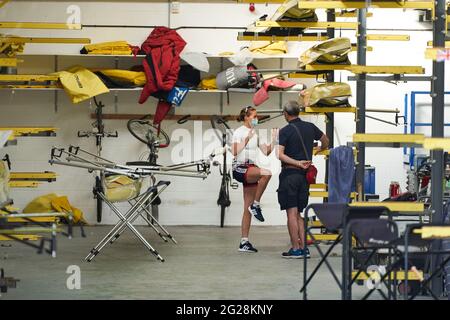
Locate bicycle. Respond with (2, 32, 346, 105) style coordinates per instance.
(78, 97, 118, 223)
(210, 115, 239, 228)
(126, 115, 171, 222)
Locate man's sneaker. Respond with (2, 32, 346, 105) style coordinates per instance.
(282, 248, 310, 259)
(239, 241, 258, 253)
(248, 203, 265, 222)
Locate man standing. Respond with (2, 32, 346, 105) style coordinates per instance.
(277, 101, 329, 259)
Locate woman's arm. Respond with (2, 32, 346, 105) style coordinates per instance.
(258, 128, 278, 156)
(231, 130, 255, 157)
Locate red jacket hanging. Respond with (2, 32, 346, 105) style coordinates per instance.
(133, 27, 187, 124)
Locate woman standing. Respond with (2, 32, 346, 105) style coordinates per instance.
(231, 106, 277, 253)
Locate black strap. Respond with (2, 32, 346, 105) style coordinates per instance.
(145, 53, 158, 84)
(289, 123, 310, 161)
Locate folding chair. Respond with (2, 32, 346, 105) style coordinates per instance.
(301, 203, 348, 300)
(301, 203, 390, 300)
(345, 217, 401, 300)
(341, 206, 392, 300)
(85, 180, 171, 262)
(403, 224, 450, 300)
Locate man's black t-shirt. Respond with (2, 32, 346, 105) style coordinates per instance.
(278, 118, 324, 161)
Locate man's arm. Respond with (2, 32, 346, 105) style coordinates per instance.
(316, 134, 330, 152)
(276, 145, 311, 169)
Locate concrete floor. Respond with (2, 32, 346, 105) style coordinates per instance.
(1, 225, 377, 300)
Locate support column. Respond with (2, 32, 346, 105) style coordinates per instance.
(356, 8, 367, 202)
(325, 9, 336, 199)
(343, 7, 368, 301)
(430, 0, 447, 296)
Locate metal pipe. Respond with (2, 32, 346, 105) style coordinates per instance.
(365, 115, 399, 126)
(366, 108, 400, 113)
(430, 0, 447, 296)
(355, 8, 367, 204)
(325, 8, 336, 203)
(5, 213, 65, 218)
(50, 159, 208, 179)
(342, 7, 367, 301)
(69, 146, 115, 164)
(347, 75, 433, 82)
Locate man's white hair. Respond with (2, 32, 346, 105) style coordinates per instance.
(283, 100, 301, 116)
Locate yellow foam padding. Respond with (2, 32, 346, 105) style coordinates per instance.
(22, 193, 86, 224)
(414, 227, 450, 239)
(50, 196, 86, 224)
(91, 69, 146, 86)
(0, 160, 10, 204)
(199, 77, 218, 90)
(82, 40, 132, 55)
(22, 193, 56, 213)
(51, 66, 109, 104)
(299, 82, 352, 107)
(104, 175, 142, 203)
(298, 37, 352, 68)
(249, 41, 288, 55)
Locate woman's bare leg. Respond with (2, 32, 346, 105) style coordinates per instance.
(245, 167, 272, 202)
(241, 185, 257, 238)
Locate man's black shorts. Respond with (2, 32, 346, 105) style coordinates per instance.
(277, 168, 310, 212)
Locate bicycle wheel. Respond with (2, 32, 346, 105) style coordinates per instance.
(127, 119, 170, 148)
(94, 176, 103, 223)
(217, 175, 231, 228)
(210, 115, 233, 146)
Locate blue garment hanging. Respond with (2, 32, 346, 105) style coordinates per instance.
(328, 146, 355, 203)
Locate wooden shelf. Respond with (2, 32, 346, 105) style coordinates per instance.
(0, 57, 19, 67)
(350, 201, 425, 212)
(0, 74, 59, 82)
(0, 22, 82, 30)
(9, 181, 40, 188)
(352, 270, 423, 281)
(255, 21, 358, 29)
(17, 53, 145, 58)
(10, 172, 57, 182)
(0, 127, 57, 138)
(18, 53, 305, 60)
(290, 65, 425, 75)
(367, 34, 410, 41)
(0, 234, 41, 241)
(310, 191, 358, 198)
(427, 40, 450, 47)
(96, 107, 355, 121)
(238, 34, 329, 42)
(353, 134, 450, 151)
(0, 87, 303, 94)
(422, 138, 450, 151)
(297, 1, 434, 10)
(96, 114, 236, 121)
(5, 216, 59, 223)
(353, 133, 425, 148)
(1, 36, 90, 44)
(314, 148, 358, 157)
(303, 106, 357, 114)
